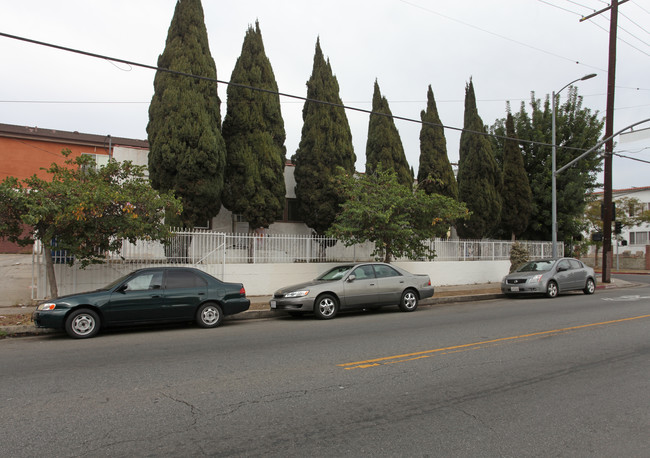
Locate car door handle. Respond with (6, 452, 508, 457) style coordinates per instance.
(198, 292, 205, 296)
(150, 295, 161, 299)
(369, 283, 375, 286)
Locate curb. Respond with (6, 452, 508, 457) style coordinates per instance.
(3, 284, 635, 338)
(0, 293, 505, 339)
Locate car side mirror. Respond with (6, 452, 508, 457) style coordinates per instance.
(347, 274, 356, 282)
(557, 266, 568, 272)
(117, 284, 128, 293)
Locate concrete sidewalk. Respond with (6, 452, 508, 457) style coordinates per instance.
(0, 276, 638, 338)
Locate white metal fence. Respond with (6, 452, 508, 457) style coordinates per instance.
(47, 229, 561, 266)
(34, 231, 561, 299)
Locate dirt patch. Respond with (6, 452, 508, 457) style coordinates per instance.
(0, 313, 34, 327)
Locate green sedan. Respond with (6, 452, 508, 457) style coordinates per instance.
(33, 267, 250, 339)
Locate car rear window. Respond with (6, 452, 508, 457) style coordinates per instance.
(165, 270, 208, 289)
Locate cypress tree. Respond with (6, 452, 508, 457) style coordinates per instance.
(417, 85, 458, 199)
(365, 80, 412, 188)
(222, 21, 286, 230)
(147, 0, 225, 227)
(457, 79, 502, 238)
(501, 112, 532, 240)
(293, 38, 356, 235)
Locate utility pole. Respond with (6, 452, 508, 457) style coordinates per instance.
(581, 1, 623, 283)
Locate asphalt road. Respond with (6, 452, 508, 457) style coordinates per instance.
(1, 284, 649, 457)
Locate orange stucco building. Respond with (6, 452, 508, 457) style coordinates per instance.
(0, 123, 149, 253)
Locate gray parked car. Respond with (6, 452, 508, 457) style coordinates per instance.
(270, 263, 435, 319)
(501, 258, 596, 298)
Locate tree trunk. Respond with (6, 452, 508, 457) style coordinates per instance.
(43, 245, 59, 299)
(383, 243, 391, 263)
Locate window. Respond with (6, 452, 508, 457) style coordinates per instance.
(351, 265, 376, 280)
(81, 153, 110, 171)
(124, 271, 163, 291)
(165, 270, 207, 289)
(568, 259, 582, 269)
(373, 264, 401, 278)
(630, 231, 649, 245)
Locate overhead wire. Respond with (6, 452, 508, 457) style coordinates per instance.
(0, 30, 599, 155)
(2, 30, 647, 169)
(401, 0, 604, 71)
(539, 0, 650, 56)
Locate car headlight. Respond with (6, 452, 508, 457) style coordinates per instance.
(284, 290, 309, 298)
(527, 275, 543, 284)
(37, 302, 57, 311)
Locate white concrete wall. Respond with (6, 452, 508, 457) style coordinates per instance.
(46, 260, 510, 299)
(208, 260, 510, 296)
(112, 146, 149, 171)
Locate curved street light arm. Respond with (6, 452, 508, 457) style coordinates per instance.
(555, 118, 650, 175)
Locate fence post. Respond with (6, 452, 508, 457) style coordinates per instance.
(253, 233, 257, 264)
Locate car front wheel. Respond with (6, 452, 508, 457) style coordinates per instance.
(314, 294, 338, 320)
(196, 303, 223, 328)
(65, 308, 100, 339)
(546, 280, 558, 298)
(399, 289, 419, 312)
(583, 278, 596, 295)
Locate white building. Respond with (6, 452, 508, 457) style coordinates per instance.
(593, 185, 650, 255)
(211, 161, 312, 235)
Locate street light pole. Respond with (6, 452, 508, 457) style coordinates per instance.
(551, 73, 597, 259)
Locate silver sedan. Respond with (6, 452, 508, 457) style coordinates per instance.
(270, 263, 435, 319)
(501, 258, 596, 298)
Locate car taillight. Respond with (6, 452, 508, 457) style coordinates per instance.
(240, 286, 246, 296)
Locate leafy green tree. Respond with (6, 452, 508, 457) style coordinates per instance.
(457, 79, 502, 238)
(328, 165, 469, 263)
(581, 196, 650, 265)
(500, 113, 532, 240)
(365, 80, 412, 188)
(0, 151, 182, 298)
(293, 38, 356, 235)
(490, 87, 603, 245)
(147, 0, 225, 227)
(222, 21, 287, 231)
(417, 85, 457, 199)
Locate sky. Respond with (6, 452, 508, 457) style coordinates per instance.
(2, 0, 649, 191)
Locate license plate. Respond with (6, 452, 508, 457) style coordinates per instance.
(270, 300, 276, 309)
(510, 286, 519, 292)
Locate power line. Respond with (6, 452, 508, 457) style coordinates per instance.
(540, 0, 650, 57)
(614, 152, 650, 164)
(0, 30, 607, 155)
(402, 0, 604, 71)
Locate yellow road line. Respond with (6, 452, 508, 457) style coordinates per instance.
(338, 314, 650, 370)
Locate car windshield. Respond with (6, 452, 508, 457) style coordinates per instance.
(517, 261, 555, 272)
(316, 266, 353, 281)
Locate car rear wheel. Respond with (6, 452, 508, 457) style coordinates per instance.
(546, 280, 558, 298)
(65, 308, 100, 339)
(399, 289, 419, 312)
(314, 294, 338, 320)
(196, 303, 223, 328)
(583, 278, 596, 295)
